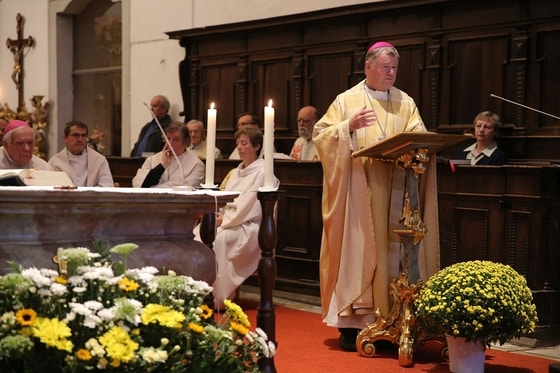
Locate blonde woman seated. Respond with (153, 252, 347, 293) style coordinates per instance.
(195, 126, 279, 308)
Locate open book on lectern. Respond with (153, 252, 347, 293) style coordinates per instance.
(351, 132, 472, 160)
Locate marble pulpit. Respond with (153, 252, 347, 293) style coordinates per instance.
(0, 186, 237, 285)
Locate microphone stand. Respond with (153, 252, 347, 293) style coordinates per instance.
(142, 102, 189, 189)
(490, 94, 560, 120)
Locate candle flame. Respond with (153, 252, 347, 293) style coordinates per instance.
(210, 102, 215, 109)
(268, 99, 273, 107)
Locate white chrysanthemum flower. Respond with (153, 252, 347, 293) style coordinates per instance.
(85, 338, 106, 357)
(97, 308, 116, 322)
(72, 286, 87, 293)
(255, 327, 268, 340)
(145, 280, 159, 292)
(22, 267, 53, 287)
(40, 268, 59, 278)
(83, 313, 103, 329)
(50, 282, 68, 296)
(140, 347, 168, 363)
(127, 266, 158, 283)
(257, 336, 270, 357)
(69, 302, 91, 315)
(105, 274, 123, 286)
(37, 288, 52, 297)
(67, 301, 105, 328)
(67, 275, 85, 286)
(84, 300, 104, 311)
(63, 311, 77, 323)
(79, 266, 116, 282)
(0, 311, 16, 328)
(267, 341, 276, 357)
(185, 278, 213, 295)
(245, 331, 255, 343)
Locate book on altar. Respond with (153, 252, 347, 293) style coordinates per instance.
(0, 169, 74, 187)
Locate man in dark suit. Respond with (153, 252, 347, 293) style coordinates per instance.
(130, 95, 172, 157)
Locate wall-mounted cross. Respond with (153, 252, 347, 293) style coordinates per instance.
(6, 13, 34, 111)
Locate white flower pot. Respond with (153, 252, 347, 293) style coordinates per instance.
(445, 334, 486, 373)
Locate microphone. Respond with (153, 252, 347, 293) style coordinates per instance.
(142, 102, 191, 190)
(490, 94, 560, 120)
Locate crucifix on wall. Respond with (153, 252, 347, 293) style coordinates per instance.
(6, 13, 34, 112)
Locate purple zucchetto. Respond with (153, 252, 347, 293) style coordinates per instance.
(4, 120, 31, 134)
(367, 41, 394, 53)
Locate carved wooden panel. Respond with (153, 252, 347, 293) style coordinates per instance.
(451, 207, 489, 263)
(251, 58, 292, 131)
(505, 210, 531, 280)
(392, 44, 425, 119)
(444, 35, 509, 125)
(274, 255, 320, 295)
(534, 28, 560, 131)
(277, 188, 322, 260)
(200, 63, 238, 130)
(307, 52, 354, 115)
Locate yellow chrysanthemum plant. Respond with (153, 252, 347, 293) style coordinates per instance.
(0, 243, 274, 372)
(414, 260, 538, 348)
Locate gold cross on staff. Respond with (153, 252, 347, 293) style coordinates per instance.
(5, 13, 34, 111)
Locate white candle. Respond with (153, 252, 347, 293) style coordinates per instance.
(204, 102, 217, 187)
(263, 99, 275, 189)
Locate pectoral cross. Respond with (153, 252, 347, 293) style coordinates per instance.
(6, 13, 34, 111)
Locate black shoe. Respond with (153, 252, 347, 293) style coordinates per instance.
(338, 328, 360, 351)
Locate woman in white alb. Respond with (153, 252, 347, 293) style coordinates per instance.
(196, 126, 279, 308)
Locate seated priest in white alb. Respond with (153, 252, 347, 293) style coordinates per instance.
(289, 106, 320, 161)
(49, 120, 114, 187)
(194, 126, 279, 309)
(0, 120, 53, 170)
(132, 122, 204, 188)
(186, 119, 222, 160)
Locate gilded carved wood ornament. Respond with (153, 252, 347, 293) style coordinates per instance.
(2, 13, 50, 159)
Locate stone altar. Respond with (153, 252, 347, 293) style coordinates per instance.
(0, 186, 237, 285)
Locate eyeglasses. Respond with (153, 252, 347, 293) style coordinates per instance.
(69, 133, 88, 139)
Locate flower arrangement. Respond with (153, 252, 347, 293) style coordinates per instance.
(0, 242, 274, 372)
(414, 260, 538, 347)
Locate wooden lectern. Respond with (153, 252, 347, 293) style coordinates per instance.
(351, 132, 470, 366)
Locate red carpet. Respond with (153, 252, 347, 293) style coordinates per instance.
(239, 299, 558, 372)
